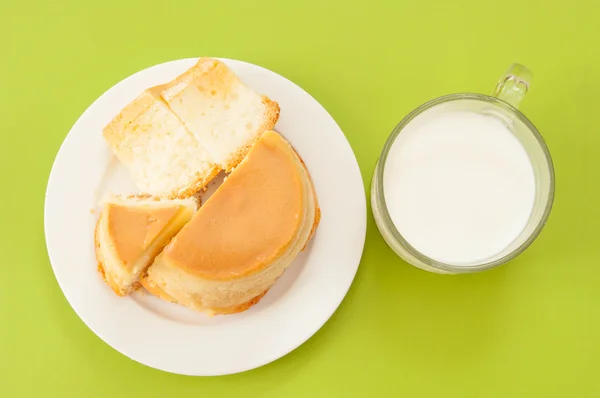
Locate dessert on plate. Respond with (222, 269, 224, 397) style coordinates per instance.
(95, 57, 319, 315)
(103, 57, 280, 199)
(159, 58, 280, 171)
(142, 131, 320, 315)
(94, 196, 196, 296)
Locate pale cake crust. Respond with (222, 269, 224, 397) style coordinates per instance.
(139, 276, 176, 302)
(95, 216, 131, 297)
(212, 290, 269, 315)
(294, 147, 321, 250)
(140, 277, 269, 315)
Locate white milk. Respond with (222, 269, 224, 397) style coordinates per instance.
(383, 110, 535, 265)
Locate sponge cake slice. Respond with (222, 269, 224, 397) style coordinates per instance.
(103, 89, 220, 199)
(103, 58, 279, 198)
(159, 58, 280, 171)
(95, 196, 196, 296)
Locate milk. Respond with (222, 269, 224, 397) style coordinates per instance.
(383, 110, 535, 265)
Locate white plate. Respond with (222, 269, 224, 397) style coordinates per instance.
(44, 58, 366, 376)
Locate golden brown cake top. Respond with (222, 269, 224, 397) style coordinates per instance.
(163, 131, 305, 280)
(106, 204, 181, 266)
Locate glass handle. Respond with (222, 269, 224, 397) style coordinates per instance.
(492, 63, 533, 109)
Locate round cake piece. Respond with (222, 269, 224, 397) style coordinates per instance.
(141, 130, 320, 315)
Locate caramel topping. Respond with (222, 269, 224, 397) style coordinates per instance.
(106, 204, 181, 267)
(165, 131, 304, 280)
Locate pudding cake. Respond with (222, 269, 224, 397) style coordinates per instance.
(95, 196, 196, 296)
(141, 131, 320, 314)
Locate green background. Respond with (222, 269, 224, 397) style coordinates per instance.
(1, 0, 598, 396)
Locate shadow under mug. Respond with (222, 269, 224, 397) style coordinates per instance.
(371, 64, 555, 274)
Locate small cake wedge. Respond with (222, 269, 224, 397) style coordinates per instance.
(95, 196, 197, 296)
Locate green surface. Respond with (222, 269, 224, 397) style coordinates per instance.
(1, 0, 599, 396)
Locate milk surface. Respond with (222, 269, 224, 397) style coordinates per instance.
(383, 110, 535, 265)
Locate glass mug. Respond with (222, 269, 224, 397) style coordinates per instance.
(371, 64, 555, 274)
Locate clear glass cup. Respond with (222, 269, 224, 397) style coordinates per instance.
(371, 64, 555, 274)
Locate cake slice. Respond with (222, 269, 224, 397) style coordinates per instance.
(103, 88, 220, 199)
(103, 58, 279, 197)
(158, 57, 280, 171)
(94, 196, 197, 296)
(141, 131, 320, 315)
